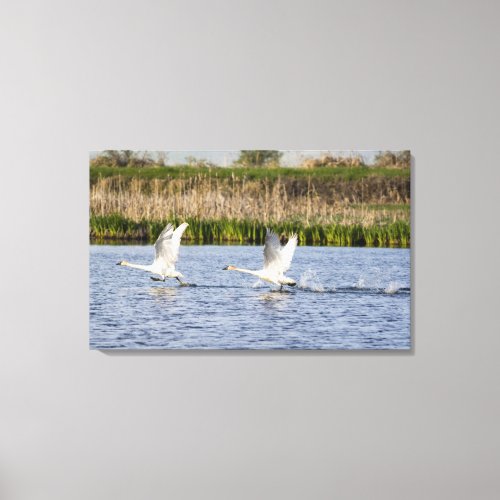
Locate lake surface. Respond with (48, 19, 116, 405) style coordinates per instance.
(90, 245, 411, 350)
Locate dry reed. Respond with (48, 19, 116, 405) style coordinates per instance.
(90, 175, 409, 227)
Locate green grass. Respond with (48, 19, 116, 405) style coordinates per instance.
(350, 203, 411, 212)
(90, 165, 410, 184)
(90, 214, 410, 248)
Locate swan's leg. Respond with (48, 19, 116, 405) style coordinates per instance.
(150, 276, 165, 282)
(176, 276, 188, 286)
(279, 285, 283, 292)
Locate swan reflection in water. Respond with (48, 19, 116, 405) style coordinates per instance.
(148, 286, 179, 302)
(258, 289, 294, 309)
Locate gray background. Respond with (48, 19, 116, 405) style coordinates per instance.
(1, 1, 499, 499)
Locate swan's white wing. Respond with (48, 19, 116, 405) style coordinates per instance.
(263, 229, 297, 273)
(154, 223, 174, 259)
(280, 233, 298, 273)
(154, 222, 188, 267)
(263, 229, 282, 271)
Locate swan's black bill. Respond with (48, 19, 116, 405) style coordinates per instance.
(222, 266, 229, 270)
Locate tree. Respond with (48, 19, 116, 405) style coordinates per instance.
(374, 150, 410, 168)
(132, 151, 152, 168)
(102, 150, 128, 167)
(236, 150, 283, 167)
(395, 150, 411, 168)
(156, 151, 168, 167)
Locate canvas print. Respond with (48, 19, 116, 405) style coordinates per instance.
(90, 150, 411, 349)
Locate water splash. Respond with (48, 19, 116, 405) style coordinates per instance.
(355, 277, 366, 289)
(298, 270, 326, 292)
(252, 279, 266, 288)
(354, 268, 383, 289)
(384, 281, 402, 294)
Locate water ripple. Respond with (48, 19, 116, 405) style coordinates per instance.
(90, 245, 411, 350)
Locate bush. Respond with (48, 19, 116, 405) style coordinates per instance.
(302, 153, 366, 169)
(90, 150, 157, 168)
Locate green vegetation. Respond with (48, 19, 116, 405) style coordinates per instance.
(90, 214, 410, 248)
(90, 164, 410, 184)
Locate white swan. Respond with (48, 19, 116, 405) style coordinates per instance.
(223, 228, 298, 289)
(117, 222, 189, 285)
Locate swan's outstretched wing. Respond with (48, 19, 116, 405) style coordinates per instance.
(263, 229, 282, 271)
(154, 222, 189, 268)
(263, 228, 298, 273)
(280, 233, 298, 272)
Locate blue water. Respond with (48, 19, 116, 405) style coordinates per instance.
(90, 245, 411, 350)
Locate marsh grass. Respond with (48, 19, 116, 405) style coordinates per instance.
(90, 214, 410, 247)
(91, 175, 409, 225)
(89, 167, 410, 247)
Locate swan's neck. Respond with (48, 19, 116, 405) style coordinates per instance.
(233, 267, 261, 277)
(123, 262, 153, 273)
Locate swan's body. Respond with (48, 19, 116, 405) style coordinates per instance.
(224, 229, 298, 289)
(117, 222, 189, 284)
